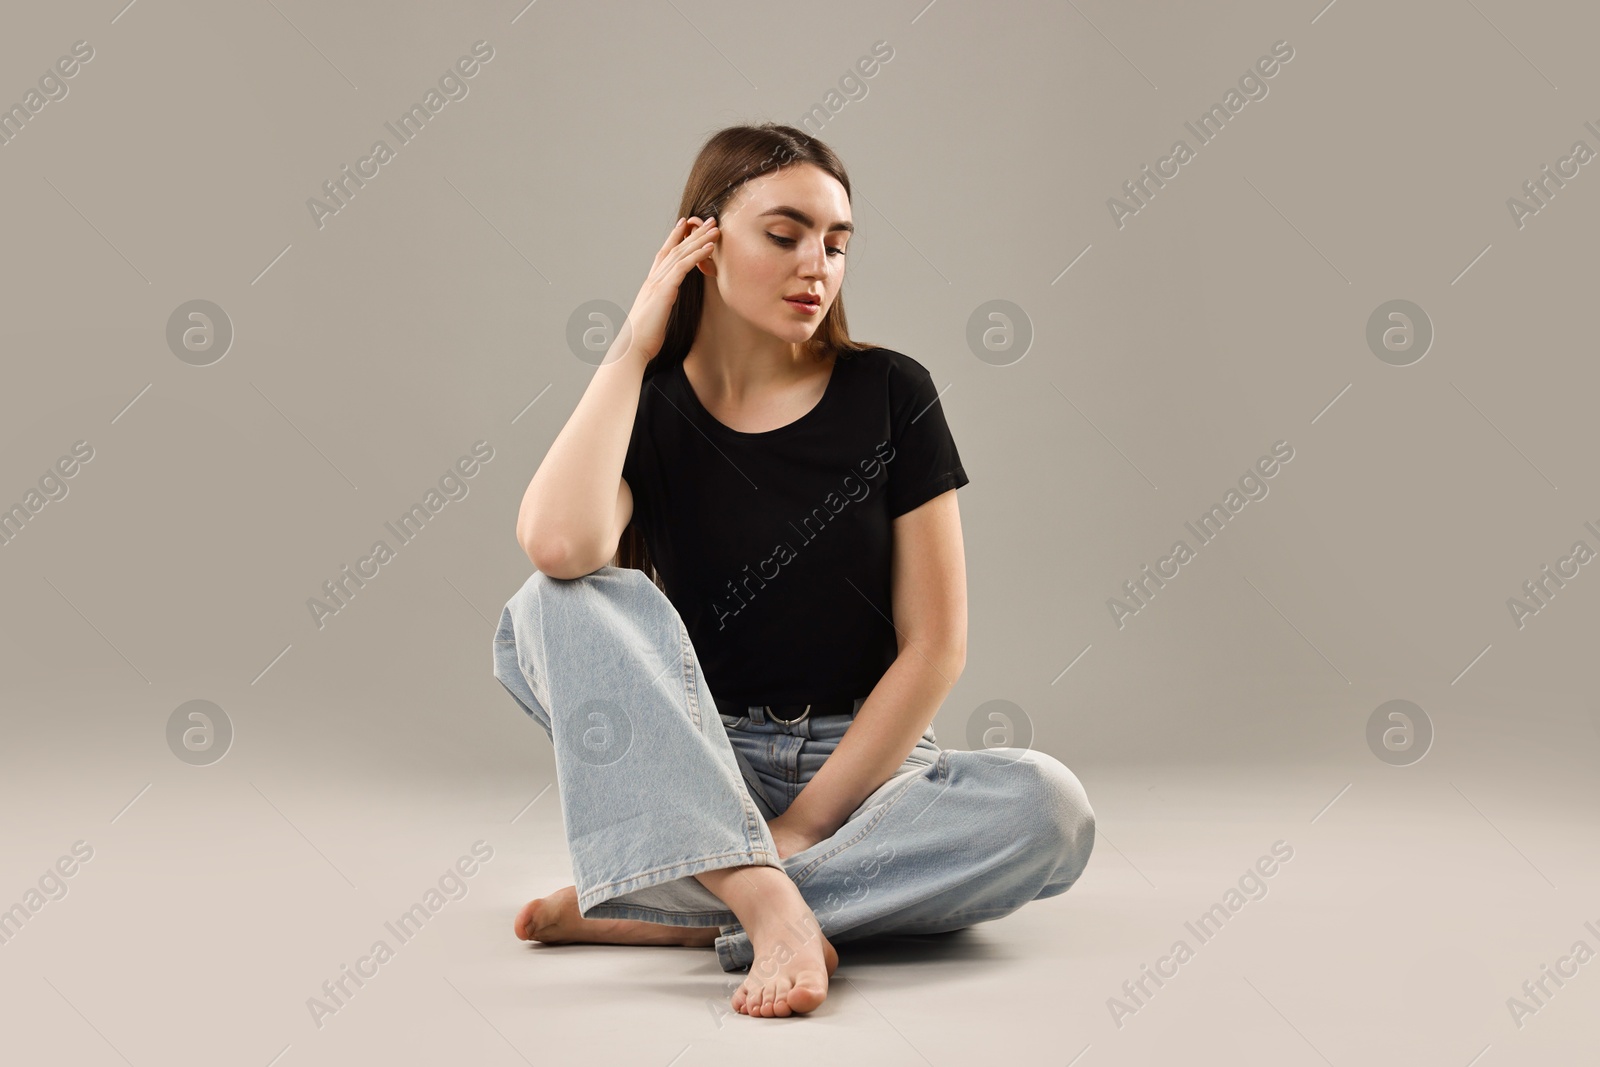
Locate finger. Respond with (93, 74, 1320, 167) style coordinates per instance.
(676, 240, 716, 273)
(666, 224, 717, 274)
(659, 217, 705, 258)
(653, 218, 688, 260)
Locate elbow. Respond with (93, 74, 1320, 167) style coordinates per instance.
(937, 629, 967, 681)
(515, 512, 541, 565)
(945, 643, 967, 682)
(518, 525, 567, 577)
(519, 529, 605, 581)
(903, 634, 965, 684)
(516, 510, 565, 573)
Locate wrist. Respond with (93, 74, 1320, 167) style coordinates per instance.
(775, 805, 829, 843)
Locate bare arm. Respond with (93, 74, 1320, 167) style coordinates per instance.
(515, 345, 644, 578)
(516, 215, 721, 577)
(775, 489, 968, 847)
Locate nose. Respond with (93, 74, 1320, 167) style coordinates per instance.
(798, 237, 829, 277)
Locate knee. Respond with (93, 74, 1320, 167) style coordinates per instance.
(1019, 753, 1095, 879)
(495, 568, 582, 676)
(502, 565, 629, 626)
(505, 567, 557, 611)
(494, 571, 547, 682)
(495, 564, 670, 675)
(498, 569, 552, 647)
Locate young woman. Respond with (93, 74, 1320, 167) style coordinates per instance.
(493, 123, 1095, 1019)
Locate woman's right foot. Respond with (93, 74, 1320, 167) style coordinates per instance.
(698, 865, 837, 1018)
(515, 884, 719, 947)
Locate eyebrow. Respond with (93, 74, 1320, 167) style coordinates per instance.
(758, 205, 854, 234)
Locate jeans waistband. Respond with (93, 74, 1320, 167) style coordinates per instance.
(715, 696, 865, 725)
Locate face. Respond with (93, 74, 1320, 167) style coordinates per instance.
(699, 163, 852, 342)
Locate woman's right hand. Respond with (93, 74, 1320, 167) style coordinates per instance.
(614, 215, 719, 365)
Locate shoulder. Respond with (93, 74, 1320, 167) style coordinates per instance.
(641, 358, 672, 391)
(636, 359, 676, 409)
(839, 345, 934, 388)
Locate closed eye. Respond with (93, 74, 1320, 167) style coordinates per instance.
(768, 234, 846, 256)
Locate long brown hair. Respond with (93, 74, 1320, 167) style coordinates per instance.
(614, 123, 879, 591)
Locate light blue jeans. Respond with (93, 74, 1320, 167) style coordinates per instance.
(491, 565, 1095, 973)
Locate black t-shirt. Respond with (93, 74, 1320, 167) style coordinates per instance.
(621, 346, 969, 707)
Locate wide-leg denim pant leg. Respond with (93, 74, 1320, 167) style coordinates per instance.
(711, 707, 1096, 973)
(492, 565, 780, 925)
(492, 564, 1097, 973)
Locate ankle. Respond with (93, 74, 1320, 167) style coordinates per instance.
(694, 862, 795, 918)
(695, 861, 781, 899)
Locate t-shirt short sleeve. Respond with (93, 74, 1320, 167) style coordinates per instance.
(885, 357, 970, 519)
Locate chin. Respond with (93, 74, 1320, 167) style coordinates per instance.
(760, 316, 819, 341)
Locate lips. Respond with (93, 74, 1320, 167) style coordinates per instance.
(784, 292, 822, 305)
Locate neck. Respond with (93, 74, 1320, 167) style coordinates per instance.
(685, 302, 823, 399)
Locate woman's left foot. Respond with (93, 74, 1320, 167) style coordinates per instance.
(515, 884, 720, 947)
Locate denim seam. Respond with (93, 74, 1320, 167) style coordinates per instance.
(583, 902, 733, 927)
(787, 761, 933, 886)
(783, 734, 798, 810)
(738, 784, 765, 850)
(681, 618, 767, 851)
(532, 578, 553, 718)
(579, 846, 778, 915)
(678, 619, 701, 730)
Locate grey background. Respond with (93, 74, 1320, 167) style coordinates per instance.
(2, 1, 1596, 1064)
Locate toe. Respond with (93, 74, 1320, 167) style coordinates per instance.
(788, 975, 824, 1013)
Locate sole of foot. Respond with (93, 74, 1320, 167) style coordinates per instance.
(515, 885, 719, 948)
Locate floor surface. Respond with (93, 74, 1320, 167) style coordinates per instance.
(3, 726, 1595, 1067)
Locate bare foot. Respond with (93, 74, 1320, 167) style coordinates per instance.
(701, 866, 837, 1018)
(732, 918, 837, 1018)
(514, 885, 719, 948)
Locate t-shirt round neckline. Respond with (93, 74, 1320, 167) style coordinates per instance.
(674, 353, 841, 441)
